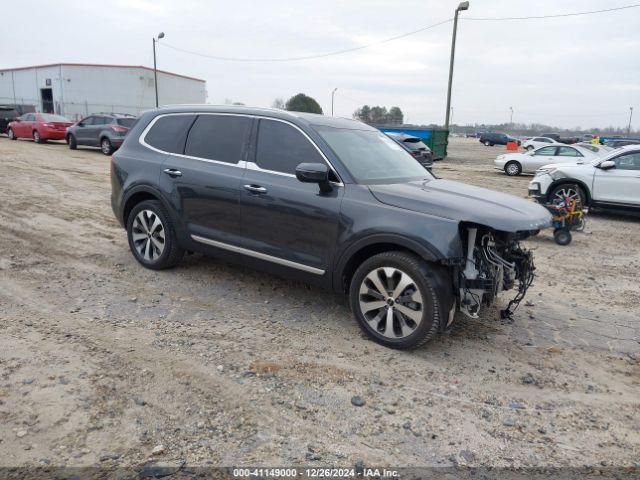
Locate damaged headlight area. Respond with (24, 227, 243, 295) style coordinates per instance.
(457, 225, 535, 320)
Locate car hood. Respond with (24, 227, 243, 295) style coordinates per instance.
(369, 179, 552, 232)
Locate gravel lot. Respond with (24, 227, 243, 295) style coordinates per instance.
(0, 135, 638, 471)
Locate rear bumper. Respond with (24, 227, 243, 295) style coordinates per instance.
(42, 130, 67, 140)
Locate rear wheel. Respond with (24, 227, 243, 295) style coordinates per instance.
(349, 251, 450, 350)
(68, 134, 77, 150)
(549, 183, 586, 208)
(504, 161, 522, 176)
(100, 138, 114, 155)
(7, 128, 16, 140)
(126, 200, 184, 270)
(33, 130, 45, 143)
(525, 145, 534, 151)
(483, 140, 490, 146)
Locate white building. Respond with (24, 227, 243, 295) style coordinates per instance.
(0, 63, 206, 120)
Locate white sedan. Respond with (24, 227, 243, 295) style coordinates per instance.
(494, 144, 600, 176)
(522, 136, 560, 150)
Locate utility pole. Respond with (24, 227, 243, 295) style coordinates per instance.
(444, 1, 469, 132)
(509, 106, 514, 127)
(628, 107, 634, 137)
(153, 32, 165, 108)
(331, 88, 338, 116)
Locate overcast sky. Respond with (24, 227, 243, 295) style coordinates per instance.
(2, 0, 639, 129)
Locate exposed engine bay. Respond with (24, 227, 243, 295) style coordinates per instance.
(457, 226, 535, 319)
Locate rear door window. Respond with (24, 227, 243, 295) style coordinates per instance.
(534, 146, 558, 156)
(557, 146, 583, 157)
(145, 114, 196, 154)
(255, 119, 325, 174)
(184, 114, 251, 163)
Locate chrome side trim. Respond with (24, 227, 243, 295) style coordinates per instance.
(137, 112, 343, 185)
(191, 234, 325, 275)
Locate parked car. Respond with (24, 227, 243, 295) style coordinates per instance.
(603, 139, 640, 149)
(522, 136, 560, 151)
(494, 144, 599, 176)
(66, 113, 137, 155)
(0, 106, 21, 134)
(7, 112, 73, 143)
(542, 132, 579, 144)
(384, 132, 433, 170)
(529, 145, 640, 211)
(478, 132, 520, 146)
(111, 106, 550, 350)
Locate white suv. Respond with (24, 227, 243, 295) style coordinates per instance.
(528, 145, 640, 209)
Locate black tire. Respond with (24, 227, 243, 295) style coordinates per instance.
(126, 200, 184, 270)
(100, 137, 114, 155)
(504, 161, 522, 176)
(549, 183, 586, 208)
(554, 228, 572, 246)
(483, 140, 490, 146)
(33, 130, 45, 143)
(7, 128, 16, 140)
(68, 134, 77, 150)
(349, 251, 451, 350)
(525, 145, 534, 151)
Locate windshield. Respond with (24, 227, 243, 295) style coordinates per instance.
(40, 114, 70, 122)
(315, 126, 432, 183)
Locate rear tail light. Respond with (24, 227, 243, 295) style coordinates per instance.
(411, 151, 420, 156)
(110, 125, 128, 133)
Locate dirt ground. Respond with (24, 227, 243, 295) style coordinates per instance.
(0, 135, 638, 471)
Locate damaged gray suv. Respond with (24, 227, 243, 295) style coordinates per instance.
(111, 106, 551, 349)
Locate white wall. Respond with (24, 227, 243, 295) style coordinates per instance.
(0, 65, 206, 120)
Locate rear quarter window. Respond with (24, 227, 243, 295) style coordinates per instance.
(144, 114, 196, 154)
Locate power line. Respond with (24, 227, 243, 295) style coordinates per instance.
(465, 3, 640, 21)
(158, 4, 639, 63)
(160, 19, 452, 63)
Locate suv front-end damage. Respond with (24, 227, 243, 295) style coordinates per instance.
(456, 224, 536, 320)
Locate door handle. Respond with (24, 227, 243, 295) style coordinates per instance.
(163, 168, 182, 178)
(244, 184, 267, 194)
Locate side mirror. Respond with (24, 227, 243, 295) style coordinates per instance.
(77, 122, 84, 127)
(295, 163, 332, 193)
(599, 160, 615, 170)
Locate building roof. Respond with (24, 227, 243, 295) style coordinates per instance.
(0, 63, 205, 83)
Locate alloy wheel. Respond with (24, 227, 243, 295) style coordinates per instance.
(131, 210, 166, 262)
(101, 139, 111, 155)
(358, 267, 423, 339)
(553, 187, 581, 206)
(33, 131, 40, 143)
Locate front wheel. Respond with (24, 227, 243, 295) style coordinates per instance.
(554, 228, 572, 246)
(68, 134, 77, 149)
(126, 200, 184, 270)
(349, 251, 450, 350)
(525, 145, 534, 151)
(504, 161, 522, 176)
(483, 140, 490, 146)
(549, 183, 586, 208)
(7, 128, 16, 140)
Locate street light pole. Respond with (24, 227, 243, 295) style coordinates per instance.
(153, 32, 165, 108)
(628, 107, 634, 137)
(444, 1, 469, 132)
(509, 106, 514, 126)
(331, 88, 338, 116)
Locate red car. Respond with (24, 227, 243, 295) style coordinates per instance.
(7, 112, 74, 143)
